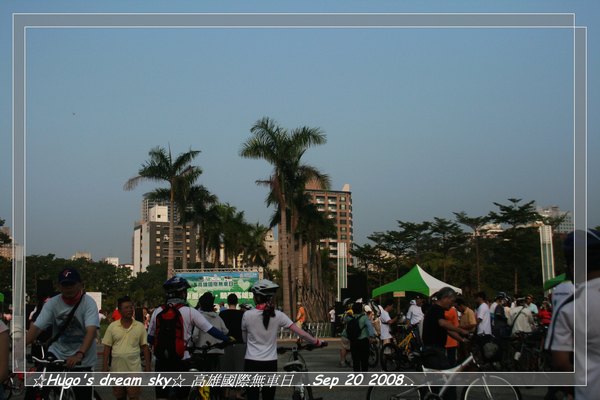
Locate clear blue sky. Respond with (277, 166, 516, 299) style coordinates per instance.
(1, 1, 598, 264)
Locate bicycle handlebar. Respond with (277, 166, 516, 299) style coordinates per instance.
(277, 341, 327, 354)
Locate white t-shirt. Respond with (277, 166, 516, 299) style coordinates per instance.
(406, 305, 424, 325)
(148, 303, 213, 360)
(476, 302, 492, 335)
(241, 308, 293, 361)
(379, 309, 392, 340)
(545, 278, 600, 399)
(552, 281, 574, 310)
(509, 306, 534, 335)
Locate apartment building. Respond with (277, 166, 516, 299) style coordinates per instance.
(305, 182, 354, 265)
(132, 204, 197, 274)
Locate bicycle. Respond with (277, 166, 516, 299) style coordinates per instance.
(24, 343, 102, 400)
(26, 355, 102, 400)
(188, 341, 233, 400)
(366, 351, 522, 400)
(380, 325, 421, 372)
(277, 341, 327, 400)
(2, 370, 25, 399)
(505, 328, 550, 372)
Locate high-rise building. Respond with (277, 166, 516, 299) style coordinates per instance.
(132, 204, 197, 274)
(305, 182, 353, 265)
(264, 228, 279, 271)
(140, 199, 180, 224)
(537, 206, 574, 234)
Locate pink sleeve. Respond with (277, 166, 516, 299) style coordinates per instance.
(288, 323, 319, 345)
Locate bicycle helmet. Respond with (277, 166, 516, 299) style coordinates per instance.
(250, 279, 279, 297)
(163, 276, 191, 294)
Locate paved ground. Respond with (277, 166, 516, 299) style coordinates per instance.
(11, 339, 549, 399)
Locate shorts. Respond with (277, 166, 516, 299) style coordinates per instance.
(341, 337, 351, 350)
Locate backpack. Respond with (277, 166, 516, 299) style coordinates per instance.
(346, 315, 364, 341)
(153, 303, 186, 362)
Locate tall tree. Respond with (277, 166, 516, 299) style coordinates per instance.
(240, 117, 327, 315)
(489, 198, 541, 294)
(188, 186, 218, 270)
(241, 223, 273, 268)
(124, 146, 201, 278)
(453, 211, 489, 291)
(0, 218, 11, 245)
(429, 217, 466, 281)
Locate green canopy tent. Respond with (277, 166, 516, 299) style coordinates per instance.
(543, 273, 567, 291)
(372, 264, 462, 298)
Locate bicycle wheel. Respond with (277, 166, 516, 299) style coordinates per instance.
(366, 377, 420, 400)
(3, 381, 12, 400)
(380, 343, 399, 372)
(368, 342, 379, 368)
(461, 376, 522, 400)
(345, 351, 353, 367)
(11, 374, 25, 397)
(276, 365, 306, 400)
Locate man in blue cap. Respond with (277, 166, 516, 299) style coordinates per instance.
(26, 267, 99, 399)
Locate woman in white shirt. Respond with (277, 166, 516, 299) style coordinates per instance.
(242, 280, 326, 400)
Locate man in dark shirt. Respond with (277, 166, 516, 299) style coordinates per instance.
(219, 294, 246, 400)
(421, 287, 470, 400)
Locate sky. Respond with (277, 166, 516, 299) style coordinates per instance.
(0, 1, 598, 264)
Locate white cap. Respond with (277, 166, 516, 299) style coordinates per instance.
(364, 305, 372, 313)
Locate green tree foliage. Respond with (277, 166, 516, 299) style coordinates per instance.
(358, 198, 552, 302)
(125, 146, 202, 278)
(240, 116, 328, 315)
(0, 218, 11, 245)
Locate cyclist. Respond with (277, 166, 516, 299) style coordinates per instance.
(379, 300, 397, 345)
(241, 279, 326, 400)
(148, 276, 232, 400)
(25, 267, 99, 400)
(545, 229, 600, 399)
(421, 287, 470, 400)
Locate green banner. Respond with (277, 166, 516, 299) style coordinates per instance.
(178, 271, 261, 306)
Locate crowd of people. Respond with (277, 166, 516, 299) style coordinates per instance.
(21, 270, 325, 400)
(3, 228, 597, 400)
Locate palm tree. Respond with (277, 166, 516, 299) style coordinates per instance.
(188, 186, 218, 270)
(242, 223, 273, 268)
(240, 117, 327, 315)
(124, 146, 201, 278)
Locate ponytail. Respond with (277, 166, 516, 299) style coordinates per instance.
(254, 294, 276, 329)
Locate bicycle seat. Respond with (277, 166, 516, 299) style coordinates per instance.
(283, 361, 306, 372)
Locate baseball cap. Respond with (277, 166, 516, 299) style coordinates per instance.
(58, 268, 82, 284)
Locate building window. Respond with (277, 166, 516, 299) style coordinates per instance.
(340, 196, 346, 202)
(340, 227, 347, 232)
(328, 197, 337, 203)
(340, 204, 346, 210)
(340, 212, 347, 217)
(341, 234, 347, 240)
(340, 219, 347, 225)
